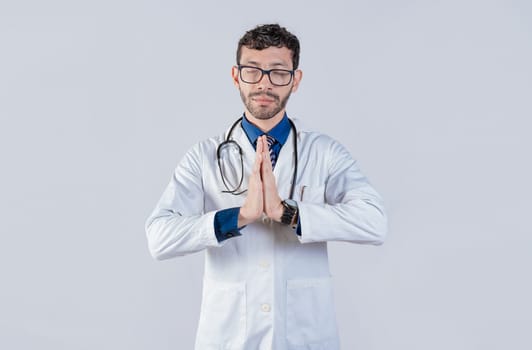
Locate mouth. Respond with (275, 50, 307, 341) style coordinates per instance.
(253, 98, 275, 104)
(251, 93, 278, 104)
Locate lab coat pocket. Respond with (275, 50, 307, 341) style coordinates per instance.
(195, 278, 246, 349)
(298, 185, 326, 204)
(286, 276, 338, 347)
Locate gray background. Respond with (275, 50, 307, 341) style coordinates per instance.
(1, 0, 531, 349)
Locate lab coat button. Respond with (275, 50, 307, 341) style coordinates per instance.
(261, 303, 271, 312)
(262, 217, 271, 224)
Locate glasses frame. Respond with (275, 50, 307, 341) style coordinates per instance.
(237, 64, 295, 87)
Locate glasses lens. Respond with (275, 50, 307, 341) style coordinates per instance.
(240, 66, 262, 84)
(269, 70, 293, 86)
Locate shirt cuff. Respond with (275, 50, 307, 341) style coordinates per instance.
(214, 207, 242, 243)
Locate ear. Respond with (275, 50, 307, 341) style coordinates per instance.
(290, 69, 303, 93)
(231, 66, 240, 88)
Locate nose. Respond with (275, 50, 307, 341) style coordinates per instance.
(256, 72, 274, 90)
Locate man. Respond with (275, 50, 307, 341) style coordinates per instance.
(146, 24, 387, 350)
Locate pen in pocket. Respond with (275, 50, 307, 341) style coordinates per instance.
(299, 185, 307, 201)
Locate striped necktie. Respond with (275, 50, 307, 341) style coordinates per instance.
(265, 134, 278, 168)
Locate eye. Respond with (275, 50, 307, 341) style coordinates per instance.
(242, 67, 260, 75)
(271, 70, 290, 77)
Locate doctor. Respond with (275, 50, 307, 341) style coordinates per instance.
(146, 24, 387, 350)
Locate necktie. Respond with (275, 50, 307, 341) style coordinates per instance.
(265, 134, 278, 168)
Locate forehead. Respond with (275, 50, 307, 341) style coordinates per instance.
(239, 46, 293, 68)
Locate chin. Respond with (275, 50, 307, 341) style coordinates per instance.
(247, 108, 276, 120)
(254, 114, 276, 120)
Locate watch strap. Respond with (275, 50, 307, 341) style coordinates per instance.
(281, 200, 298, 226)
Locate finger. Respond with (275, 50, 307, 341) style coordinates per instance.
(261, 137, 273, 173)
(253, 137, 263, 173)
(257, 136, 265, 160)
(257, 135, 264, 152)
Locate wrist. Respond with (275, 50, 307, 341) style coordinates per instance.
(271, 201, 284, 223)
(238, 206, 259, 227)
(280, 199, 299, 226)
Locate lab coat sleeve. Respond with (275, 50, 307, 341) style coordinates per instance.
(145, 144, 222, 260)
(297, 139, 387, 245)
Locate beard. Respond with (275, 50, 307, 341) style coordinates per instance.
(240, 89, 291, 120)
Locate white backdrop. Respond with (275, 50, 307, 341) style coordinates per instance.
(1, 0, 531, 349)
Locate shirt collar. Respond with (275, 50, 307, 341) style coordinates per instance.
(241, 112, 291, 147)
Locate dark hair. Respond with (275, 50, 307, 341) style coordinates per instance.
(236, 24, 300, 70)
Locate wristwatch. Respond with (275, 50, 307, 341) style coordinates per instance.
(280, 199, 299, 227)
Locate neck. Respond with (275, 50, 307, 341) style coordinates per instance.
(244, 110, 286, 132)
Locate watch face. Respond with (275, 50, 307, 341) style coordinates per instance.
(284, 199, 297, 207)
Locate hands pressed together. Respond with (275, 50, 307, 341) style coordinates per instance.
(238, 135, 284, 227)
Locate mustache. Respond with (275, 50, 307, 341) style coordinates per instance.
(248, 91, 280, 101)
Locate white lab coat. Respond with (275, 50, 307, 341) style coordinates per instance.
(146, 118, 387, 350)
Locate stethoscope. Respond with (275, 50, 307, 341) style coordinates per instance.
(216, 116, 298, 199)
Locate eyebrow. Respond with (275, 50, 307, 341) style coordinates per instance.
(242, 60, 291, 69)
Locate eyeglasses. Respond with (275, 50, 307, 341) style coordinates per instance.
(237, 65, 295, 86)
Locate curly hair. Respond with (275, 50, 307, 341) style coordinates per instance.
(236, 24, 300, 70)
